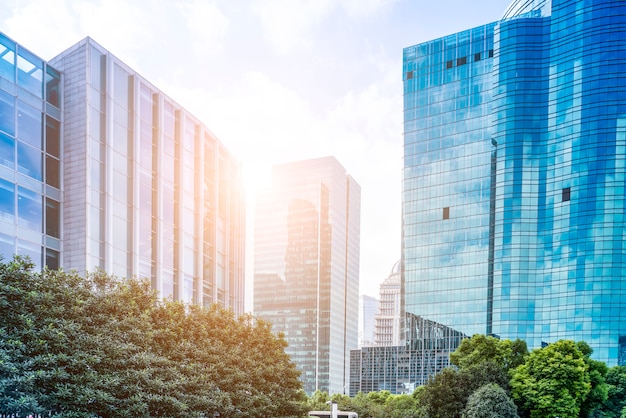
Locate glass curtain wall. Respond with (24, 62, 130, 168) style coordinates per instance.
(493, 0, 626, 364)
(402, 23, 497, 338)
(403, 0, 626, 366)
(0, 32, 61, 270)
(254, 157, 360, 395)
(46, 36, 244, 314)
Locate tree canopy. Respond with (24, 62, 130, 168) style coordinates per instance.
(577, 341, 609, 417)
(463, 383, 518, 418)
(510, 339, 591, 418)
(303, 336, 622, 418)
(600, 365, 626, 418)
(0, 256, 306, 417)
(415, 360, 513, 418)
(450, 334, 527, 373)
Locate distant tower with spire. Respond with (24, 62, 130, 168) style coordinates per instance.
(374, 261, 402, 346)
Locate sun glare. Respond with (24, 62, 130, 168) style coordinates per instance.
(243, 161, 271, 198)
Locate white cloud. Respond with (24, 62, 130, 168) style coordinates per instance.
(3, 0, 228, 83)
(338, 0, 399, 19)
(250, 0, 334, 54)
(155, 70, 316, 165)
(249, 0, 399, 54)
(71, 0, 156, 68)
(177, 0, 230, 56)
(3, 0, 161, 67)
(3, 0, 80, 58)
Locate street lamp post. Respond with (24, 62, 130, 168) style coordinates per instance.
(326, 400, 338, 418)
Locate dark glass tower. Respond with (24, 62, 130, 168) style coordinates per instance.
(254, 156, 361, 395)
(403, 0, 626, 365)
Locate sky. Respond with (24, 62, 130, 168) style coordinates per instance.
(1, 0, 511, 310)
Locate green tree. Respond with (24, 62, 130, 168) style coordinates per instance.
(367, 389, 393, 406)
(0, 257, 108, 417)
(344, 391, 384, 418)
(306, 390, 331, 412)
(384, 393, 421, 418)
(462, 383, 518, 418)
(415, 360, 513, 418)
(332, 391, 421, 418)
(576, 341, 608, 418)
(600, 366, 626, 418)
(411, 386, 429, 418)
(0, 257, 305, 418)
(462, 360, 511, 394)
(416, 368, 467, 418)
(451, 334, 527, 372)
(510, 340, 591, 418)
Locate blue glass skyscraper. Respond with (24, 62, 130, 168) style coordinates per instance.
(403, 0, 626, 365)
